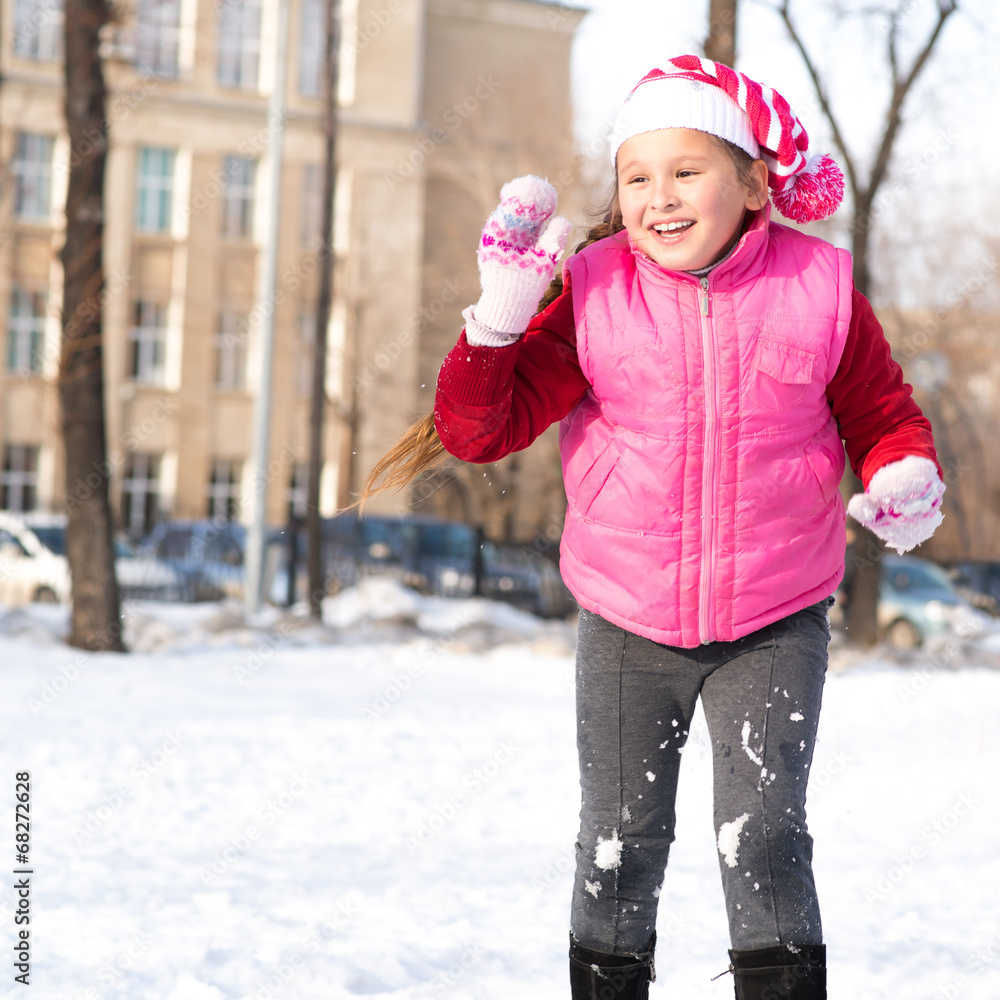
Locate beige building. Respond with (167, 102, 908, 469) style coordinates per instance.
(0, 0, 585, 541)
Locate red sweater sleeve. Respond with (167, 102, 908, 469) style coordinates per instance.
(434, 278, 590, 463)
(827, 288, 941, 487)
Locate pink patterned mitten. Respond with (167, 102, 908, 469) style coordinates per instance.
(465, 175, 572, 346)
(847, 456, 945, 554)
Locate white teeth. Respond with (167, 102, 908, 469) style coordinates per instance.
(653, 221, 693, 233)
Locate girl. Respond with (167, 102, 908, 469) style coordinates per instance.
(364, 56, 943, 999)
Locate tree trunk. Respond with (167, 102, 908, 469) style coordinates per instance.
(841, 189, 883, 646)
(59, 0, 124, 650)
(777, 0, 959, 646)
(704, 0, 738, 66)
(306, 0, 341, 619)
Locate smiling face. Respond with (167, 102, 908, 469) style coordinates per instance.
(616, 128, 768, 272)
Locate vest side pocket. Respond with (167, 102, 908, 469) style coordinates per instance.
(749, 337, 816, 413)
(570, 439, 622, 519)
(803, 442, 843, 508)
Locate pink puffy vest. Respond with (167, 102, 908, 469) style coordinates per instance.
(558, 210, 853, 647)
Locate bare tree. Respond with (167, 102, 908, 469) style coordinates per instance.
(306, 0, 341, 618)
(773, 0, 959, 645)
(60, 0, 124, 650)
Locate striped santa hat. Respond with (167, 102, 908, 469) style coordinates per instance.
(609, 55, 844, 224)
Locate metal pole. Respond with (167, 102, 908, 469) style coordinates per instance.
(244, 0, 289, 617)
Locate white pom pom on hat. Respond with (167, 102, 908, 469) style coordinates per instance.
(609, 55, 844, 224)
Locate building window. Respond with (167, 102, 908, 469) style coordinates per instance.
(13, 133, 55, 221)
(218, 0, 261, 90)
(129, 300, 168, 384)
(135, 0, 180, 77)
(221, 156, 256, 239)
(299, 0, 324, 97)
(301, 163, 324, 247)
(6, 288, 46, 375)
(1, 445, 39, 512)
(121, 452, 161, 537)
(207, 459, 242, 521)
(135, 146, 175, 233)
(215, 311, 248, 390)
(13, 0, 63, 61)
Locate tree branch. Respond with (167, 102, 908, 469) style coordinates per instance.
(776, 0, 861, 204)
(865, 0, 958, 201)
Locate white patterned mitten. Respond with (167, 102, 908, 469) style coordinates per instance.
(463, 175, 572, 347)
(847, 455, 945, 554)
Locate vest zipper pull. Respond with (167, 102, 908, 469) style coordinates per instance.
(700, 276, 710, 316)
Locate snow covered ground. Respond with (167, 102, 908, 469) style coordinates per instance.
(2, 580, 1000, 1000)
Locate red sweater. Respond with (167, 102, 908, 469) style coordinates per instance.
(434, 278, 939, 489)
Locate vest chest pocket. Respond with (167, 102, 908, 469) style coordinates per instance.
(749, 337, 817, 413)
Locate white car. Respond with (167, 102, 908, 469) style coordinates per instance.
(0, 512, 187, 605)
(0, 512, 70, 604)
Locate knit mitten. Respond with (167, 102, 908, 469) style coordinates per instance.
(464, 175, 572, 347)
(847, 455, 945, 554)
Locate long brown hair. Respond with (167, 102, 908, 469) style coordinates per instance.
(358, 193, 625, 509)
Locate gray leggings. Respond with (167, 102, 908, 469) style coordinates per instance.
(570, 601, 831, 955)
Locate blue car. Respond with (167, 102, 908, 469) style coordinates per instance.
(878, 554, 989, 649)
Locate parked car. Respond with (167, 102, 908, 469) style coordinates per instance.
(0, 512, 187, 605)
(876, 554, 990, 649)
(271, 513, 577, 618)
(140, 520, 248, 601)
(477, 540, 577, 618)
(943, 561, 1000, 616)
(0, 512, 69, 604)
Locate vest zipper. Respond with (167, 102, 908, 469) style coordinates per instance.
(698, 276, 718, 644)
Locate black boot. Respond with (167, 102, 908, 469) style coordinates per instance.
(569, 933, 655, 1000)
(729, 944, 826, 1000)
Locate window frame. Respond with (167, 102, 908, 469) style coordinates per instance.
(129, 299, 168, 385)
(13, 132, 55, 222)
(135, 146, 176, 234)
(1, 444, 40, 513)
(6, 287, 47, 375)
(217, 0, 262, 90)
